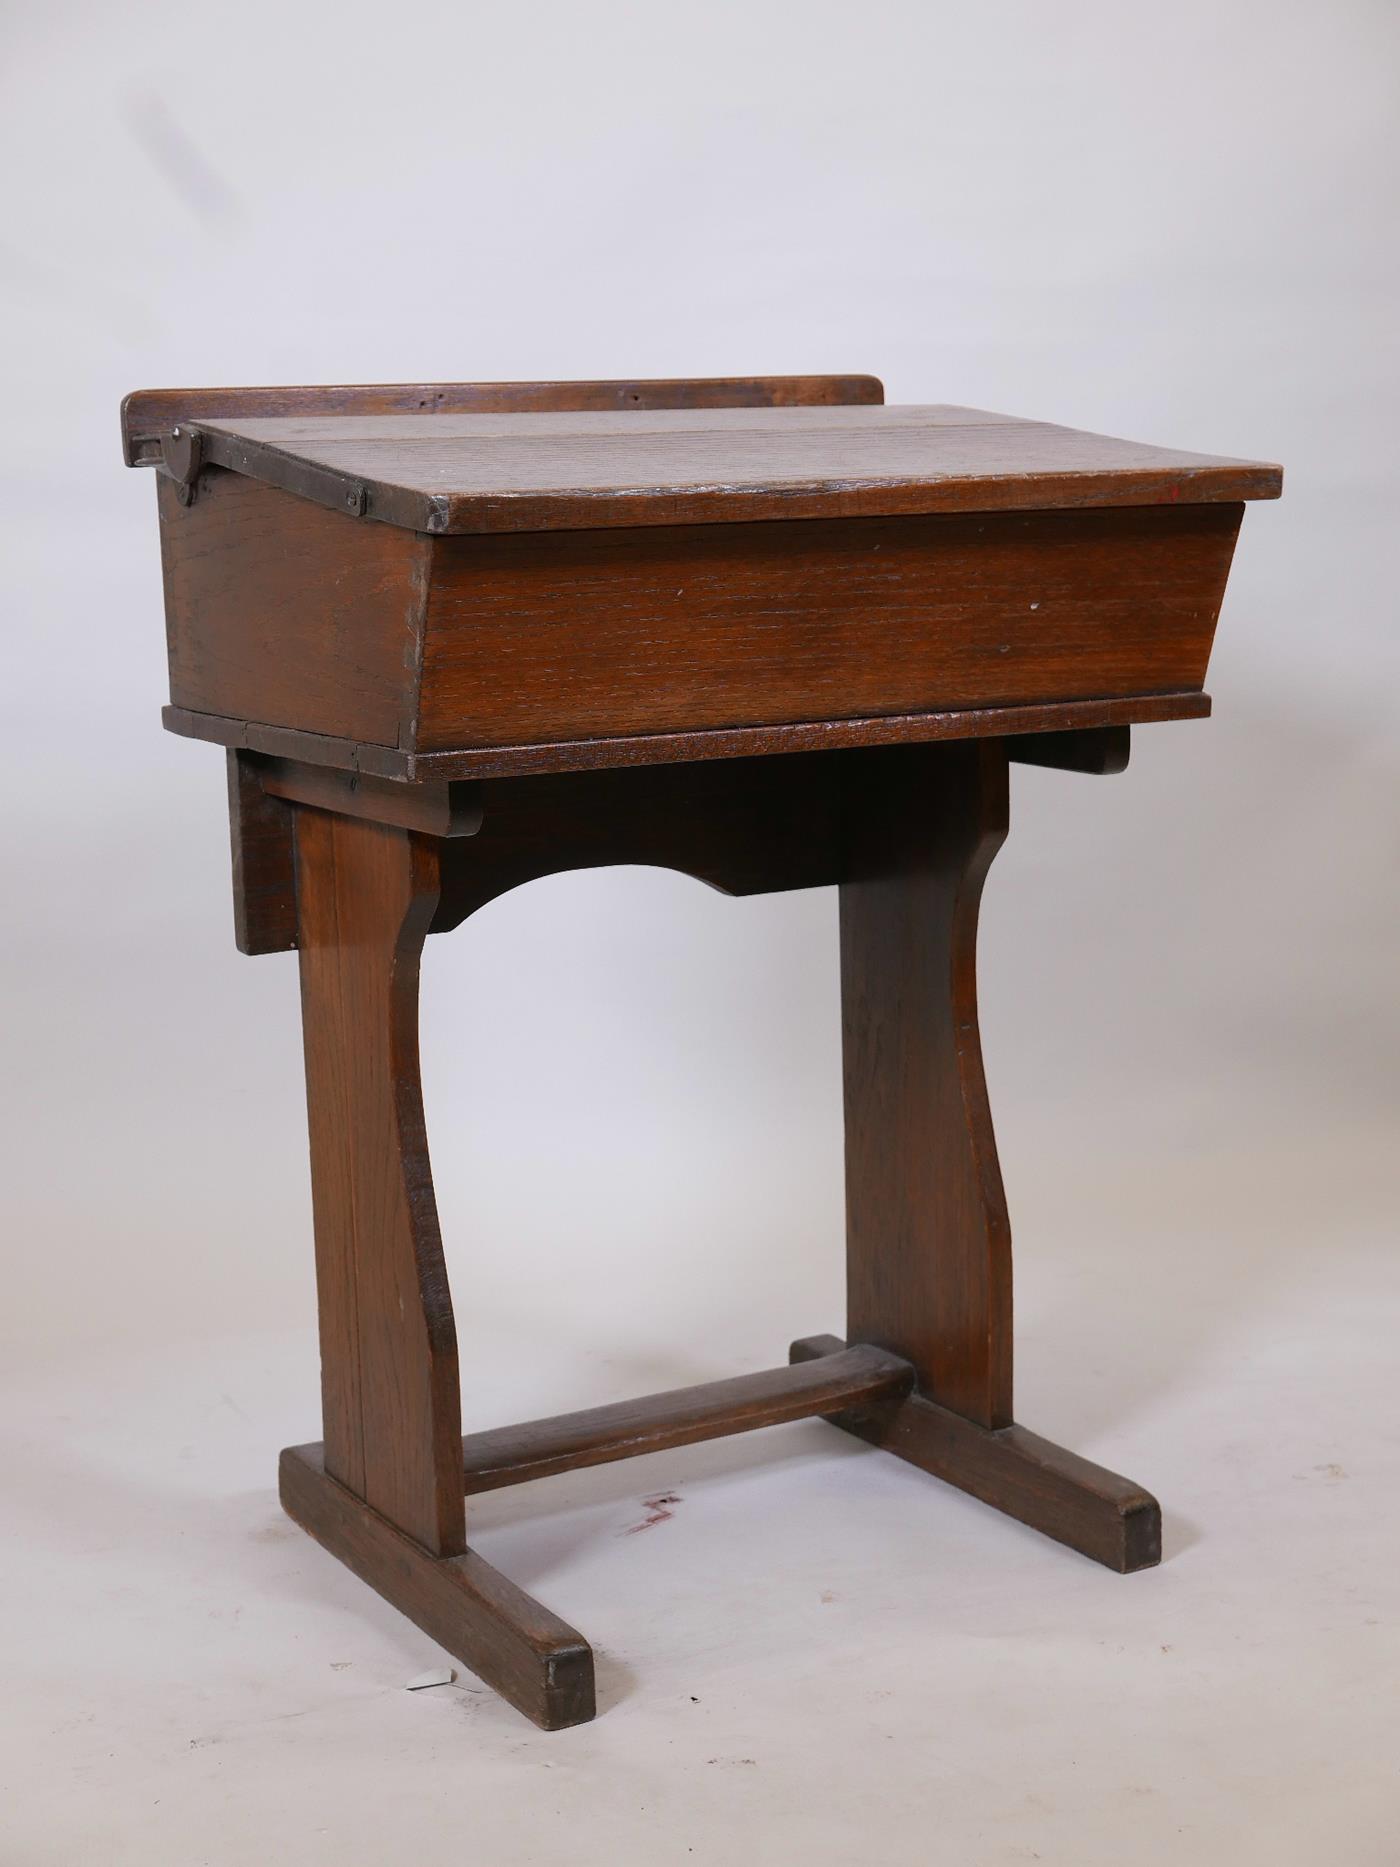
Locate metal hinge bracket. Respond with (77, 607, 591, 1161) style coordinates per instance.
(160, 424, 205, 505)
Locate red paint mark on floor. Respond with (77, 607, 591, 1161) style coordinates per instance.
(624, 1492, 682, 1535)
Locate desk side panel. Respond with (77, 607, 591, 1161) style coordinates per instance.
(416, 504, 1242, 752)
(156, 473, 429, 748)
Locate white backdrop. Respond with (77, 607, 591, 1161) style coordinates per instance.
(4, 0, 1393, 1367)
(2, 4, 1397, 1861)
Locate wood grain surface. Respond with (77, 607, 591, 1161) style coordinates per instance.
(430, 751, 846, 930)
(122, 373, 884, 463)
(158, 475, 1235, 765)
(460, 1345, 915, 1493)
(226, 749, 297, 955)
(294, 812, 465, 1556)
(144, 372, 1260, 772)
(150, 372, 1198, 1730)
(181, 401, 1280, 534)
(419, 502, 1240, 750)
(157, 472, 429, 746)
(840, 740, 1013, 1428)
(166, 691, 1208, 784)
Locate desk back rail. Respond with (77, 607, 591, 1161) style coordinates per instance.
(122, 373, 885, 465)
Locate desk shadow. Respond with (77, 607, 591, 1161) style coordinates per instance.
(1161, 1511, 1201, 1563)
(459, 1408, 872, 1591)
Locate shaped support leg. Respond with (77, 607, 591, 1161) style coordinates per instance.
(830, 741, 1160, 1570)
(283, 807, 595, 1728)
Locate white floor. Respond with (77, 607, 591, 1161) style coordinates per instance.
(4, 1113, 1396, 1867)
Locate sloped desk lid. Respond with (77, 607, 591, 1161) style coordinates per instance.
(131, 400, 1282, 536)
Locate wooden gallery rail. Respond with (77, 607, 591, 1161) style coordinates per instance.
(123, 371, 1280, 1728)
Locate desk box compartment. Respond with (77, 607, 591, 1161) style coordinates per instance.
(155, 471, 1242, 759)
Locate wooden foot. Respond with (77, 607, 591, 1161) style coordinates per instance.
(790, 1335, 1160, 1572)
(280, 1444, 595, 1730)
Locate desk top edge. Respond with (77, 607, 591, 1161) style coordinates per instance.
(122, 376, 1281, 534)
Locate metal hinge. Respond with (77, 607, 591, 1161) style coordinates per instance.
(160, 424, 204, 505)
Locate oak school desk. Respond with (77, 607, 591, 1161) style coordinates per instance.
(123, 374, 1280, 1728)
